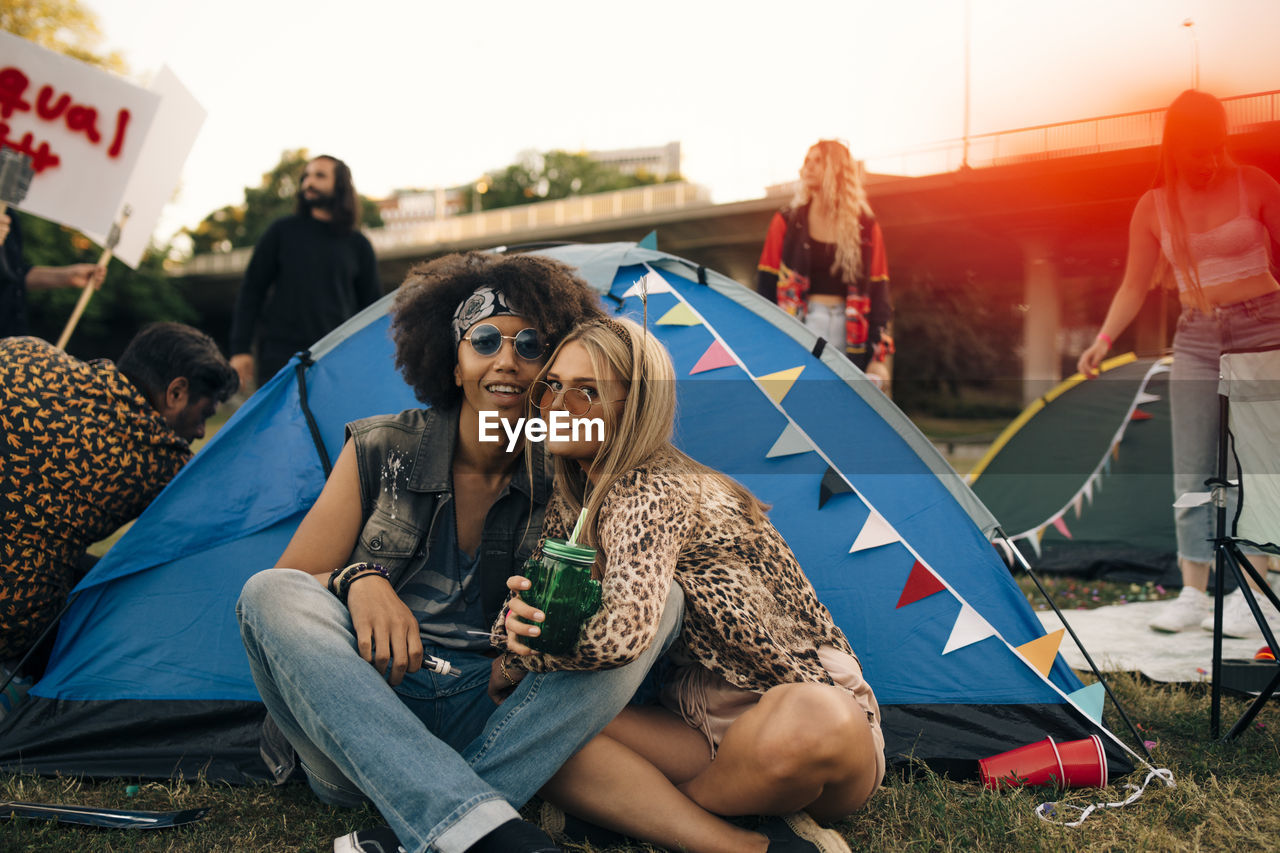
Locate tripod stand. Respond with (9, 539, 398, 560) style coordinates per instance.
(1208, 352, 1280, 739)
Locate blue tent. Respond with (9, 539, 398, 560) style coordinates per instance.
(0, 242, 1127, 782)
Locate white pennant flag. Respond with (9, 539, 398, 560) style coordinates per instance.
(1025, 530, 1044, 559)
(943, 604, 997, 654)
(1135, 392, 1162, 406)
(766, 423, 812, 458)
(849, 510, 899, 553)
(621, 271, 674, 298)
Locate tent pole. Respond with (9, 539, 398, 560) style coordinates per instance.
(996, 526, 1152, 761)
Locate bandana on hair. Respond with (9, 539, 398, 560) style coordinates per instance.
(452, 286, 517, 343)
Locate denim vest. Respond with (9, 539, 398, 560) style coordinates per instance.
(345, 406, 550, 626)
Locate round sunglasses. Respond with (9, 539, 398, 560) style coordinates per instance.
(532, 379, 602, 416)
(463, 323, 544, 360)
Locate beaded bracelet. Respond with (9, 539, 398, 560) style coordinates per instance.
(329, 562, 389, 604)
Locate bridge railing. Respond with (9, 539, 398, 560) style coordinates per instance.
(865, 89, 1280, 176)
(177, 181, 712, 277)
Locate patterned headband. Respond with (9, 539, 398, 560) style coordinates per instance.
(452, 286, 517, 343)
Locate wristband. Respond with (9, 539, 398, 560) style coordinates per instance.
(1096, 331, 1113, 347)
(331, 562, 388, 603)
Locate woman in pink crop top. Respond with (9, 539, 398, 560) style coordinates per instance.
(1077, 90, 1280, 637)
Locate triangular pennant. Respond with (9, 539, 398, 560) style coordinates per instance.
(1025, 531, 1043, 559)
(850, 510, 899, 553)
(637, 230, 658, 250)
(895, 561, 947, 608)
(758, 366, 804, 405)
(690, 340, 737, 375)
(1112, 444, 1120, 461)
(766, 423, 813, 458)
(620, 272, 675, 298)
(1130, 409, 1153, 421)
(1016, 628, 1065, 677)
(1068, 682, 1106, 724)
(1135, 391, 1161, 405)
(1103, 454, 1113, 475)
(819, 467, 853, 509)
(656, 303, 701, 326)
(1072, 493, 1084, 519)
(942, 604, 997, 654)
(1052, 516, 1073, 539)
(1084, 479, 1095, 504)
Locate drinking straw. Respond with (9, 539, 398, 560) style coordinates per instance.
(568, 508, 588, 545)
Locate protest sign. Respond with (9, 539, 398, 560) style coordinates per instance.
(0, 31, 159, 238)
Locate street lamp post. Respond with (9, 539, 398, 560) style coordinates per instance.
(1182, 18, 1200, 90)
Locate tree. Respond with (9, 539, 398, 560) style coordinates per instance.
(1, 0, 127, 72)
(185, 149, 384, 255)
(480, 149, 680, 211)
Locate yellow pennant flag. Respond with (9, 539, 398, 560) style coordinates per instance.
(1016, 628, 1065, 677)
(656, 304, 701, 326)
(757, 366, 804, 405)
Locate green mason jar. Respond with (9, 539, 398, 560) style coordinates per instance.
(519, 538, 603, 654)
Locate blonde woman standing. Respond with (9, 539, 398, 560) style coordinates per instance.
(757, 140, 893, 387)
(1077, 90, 1280, 638)
(496, 318, 883, 853)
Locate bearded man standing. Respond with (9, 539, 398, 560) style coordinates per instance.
(228, 155, 381, 389)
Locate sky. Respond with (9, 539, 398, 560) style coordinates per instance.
(68, 0, 1280, 247)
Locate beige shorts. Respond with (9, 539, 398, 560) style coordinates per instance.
(658, 645, 887, 787)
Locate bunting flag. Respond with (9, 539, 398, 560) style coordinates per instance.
(1024, 531, 1043, 559)
(850, 510, 899, 553)
(656, 303, 701, 326)
(1016, 628, 1065, 677)
(1084, 480, 1094, 504)
(766, 423, 813, 458)
(621, 272, 674, 298)
(1068, 682, 1106, 724)
(819, 467, 853, 509)
(1135, 391, 1161, 405)
(1130, 409, 1153, 421)
(896, 561, 947, 608)
(689, 340, 737, 375)
(1072, 494, 1084, 519)
(757, 366, 804, 405)
(943, 604, 997, 654)
(1052, 516, 1073, 539)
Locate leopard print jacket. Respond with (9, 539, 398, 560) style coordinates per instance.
(495, 446, 858, 693)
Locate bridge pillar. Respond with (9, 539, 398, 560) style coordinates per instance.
(1018, 231, 1063, 406)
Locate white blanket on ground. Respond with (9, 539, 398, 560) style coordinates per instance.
(1038, 601, 1267, 683)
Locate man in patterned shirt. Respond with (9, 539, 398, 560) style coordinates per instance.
(0, 323, 239, 669)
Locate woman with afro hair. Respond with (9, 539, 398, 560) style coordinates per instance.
(237, 251, 686, 853)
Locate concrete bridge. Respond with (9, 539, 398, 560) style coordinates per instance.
(175, 91, 1280, 401)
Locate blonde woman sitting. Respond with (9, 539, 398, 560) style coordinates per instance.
(493, 317, 883, 853)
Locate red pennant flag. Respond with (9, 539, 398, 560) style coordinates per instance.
(1130, 409, 1153, 421)
(1052, 516, 1073, 539)
(896, 561, 947, 608)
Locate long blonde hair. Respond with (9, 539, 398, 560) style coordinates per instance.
(1154, 90, 1231, 313)
(535, 317, 769, 549)
(792, 139, 873, 282)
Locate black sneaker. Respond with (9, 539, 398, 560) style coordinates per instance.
(334, 825, 405, 853)
(466, 818, 562, 853)
(757, 812, 851, 853)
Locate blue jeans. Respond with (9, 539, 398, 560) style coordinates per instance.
(237, 569, 684, 853)
(1171, 290, 1280, 562)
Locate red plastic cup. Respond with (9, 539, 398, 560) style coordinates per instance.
(978, 736, 1064, 789)
(1055, 734, 1108, 788)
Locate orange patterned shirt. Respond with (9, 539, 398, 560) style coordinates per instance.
(0, 337, 191, 659)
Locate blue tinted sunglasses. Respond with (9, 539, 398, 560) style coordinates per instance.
(464, 323, 544, 360)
